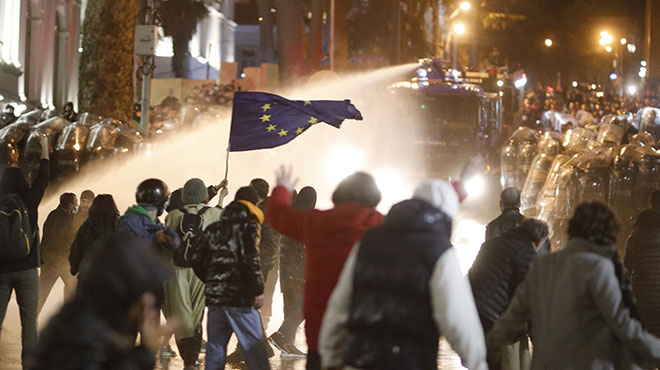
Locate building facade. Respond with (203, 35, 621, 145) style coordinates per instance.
(0, 0, 236, 113)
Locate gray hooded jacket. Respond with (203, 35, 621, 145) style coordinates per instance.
(488, 237, 660, 370)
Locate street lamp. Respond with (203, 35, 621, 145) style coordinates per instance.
(620, 37, 627, 45)
(605, 45, 613, 53)
(544, 38, 553, 47)
(452, 23, 466, 71)
(460, 1, 471, 11)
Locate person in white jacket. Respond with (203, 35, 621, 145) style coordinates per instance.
(319, 176, 488, 370)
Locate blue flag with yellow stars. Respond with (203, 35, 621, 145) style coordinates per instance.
(228, 91, 363, 151)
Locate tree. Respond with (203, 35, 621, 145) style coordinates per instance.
(79, 0, 138, 122)
(158, 0, 208, 78)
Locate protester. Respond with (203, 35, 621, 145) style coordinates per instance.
(72, 189, 95, 231)
(32, 233, 175, 370)
(319, 158, 487, 370)
(38, 192, 79, 313)
(249, 178, 280, 331)
(485, 187, 524, 240)
(0, 135, 49, 368)
(117, 178, 179, 251)
(469, 218, 549, 370)
(1, 104, 17, 126)
(167, 180, 229, 213)
(68, 194, 120, 277)
(163, 178, 222, 370)
(266, 166, 384, 370)
(624, 198, 660, 338)
(269, 186, 317, 357)
(190, 186, 270, 370)
(488, 202, 660, 368)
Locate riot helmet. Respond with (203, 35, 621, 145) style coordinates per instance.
(136, 178, 169, 216)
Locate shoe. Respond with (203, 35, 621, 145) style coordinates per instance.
(280, 343, 306, 358)
(226, 349, 244, 363)
(160, 344, 178, 359)
(268, 332, 287, 352)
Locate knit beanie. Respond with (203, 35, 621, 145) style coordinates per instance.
(413, 179, 460, 220)
(182, 178, 208, 205)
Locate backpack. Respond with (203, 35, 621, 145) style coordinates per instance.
(0, 194, 32, 260)
(173, 206, 210, 267)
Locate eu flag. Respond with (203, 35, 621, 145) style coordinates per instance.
(228, 91, 363, 152)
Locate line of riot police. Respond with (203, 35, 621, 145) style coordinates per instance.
(0, 101, 226, 184)
(501, 107, 660, 253)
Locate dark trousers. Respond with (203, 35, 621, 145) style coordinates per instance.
(0, 268, 39, 368)
(37, 260, 76, 314)
(306, 350, 321, 370)
(275, 289, 303, 344)
(261, 267, 278, 329)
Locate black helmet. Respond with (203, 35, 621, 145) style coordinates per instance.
(136, 178, 169, 215)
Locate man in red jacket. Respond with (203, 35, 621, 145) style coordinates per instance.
(266, 167, 384, 370)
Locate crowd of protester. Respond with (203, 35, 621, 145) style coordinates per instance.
(2, 145, 660, 370)
(521, 84, 660, 128)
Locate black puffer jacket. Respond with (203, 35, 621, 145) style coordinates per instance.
(469, 226, 538, 330)
(191, 200, 264, 307)
(625, 209, 660, 337)
(345, 199, 452, 370)
(258, 199, 281, 274)
(485, 208, 524, 240)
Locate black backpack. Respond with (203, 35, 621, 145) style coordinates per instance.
(0, 194, 32, 260)
(173, 206, 210, 267)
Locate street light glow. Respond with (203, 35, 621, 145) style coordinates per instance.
(572, 81, 578, 87)
(605, 45, 613, 53)
(642, 60, 647, 67)
(627, 44, 637, 53)
(628, 85, 637, 95)
(497, 80, 504, 87)
(620, 37, 627, 45)
(599, 31, 613, 45)
(460, 1, 471, 11)
(453, 23, 466, 35)
(544, 39, 553, 47)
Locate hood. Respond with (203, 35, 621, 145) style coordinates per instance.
(222, 200, 264, 224)
(0, 167, 28, 194)
(384, 198, 452, 234)
(413, 179, 459, 220)
(566, 237, 616, 258)
(123, 205, 155, 224)
(76, 232, 170, 333)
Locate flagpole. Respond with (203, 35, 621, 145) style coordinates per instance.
(224, 147, 230, 181)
